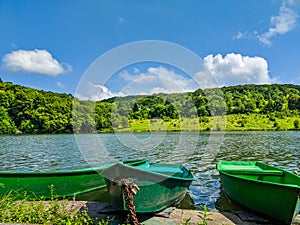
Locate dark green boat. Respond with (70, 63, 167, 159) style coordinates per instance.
(217, 161, 300, 225)
(103, 161, 194, 213)
(0, 159, 146, 200)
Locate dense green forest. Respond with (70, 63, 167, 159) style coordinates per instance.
(0, 77, 299, 134)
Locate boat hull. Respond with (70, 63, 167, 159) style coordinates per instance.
(104, 161, 194, 213)
(0, 159, 146, 200)
(0, 169, 107, 199)
(217, 161, 300, 225)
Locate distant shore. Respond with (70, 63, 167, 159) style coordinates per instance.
(109, 114, 300, 133)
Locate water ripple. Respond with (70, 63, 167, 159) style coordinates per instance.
(0, 131, 299, 210)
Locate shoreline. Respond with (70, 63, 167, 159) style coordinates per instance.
(3, 201, 298, 225)
(2, 128, 299, 136)
(1, 113, 299, 135)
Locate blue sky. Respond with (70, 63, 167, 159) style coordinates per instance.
(0, 0, 300, 100)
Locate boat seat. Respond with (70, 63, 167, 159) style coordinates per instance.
(147, 166, 184, 176)
(224, 169, 284, 176)
(220, 164, 284, 176)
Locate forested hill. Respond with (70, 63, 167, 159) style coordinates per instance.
(0, 79, 73, 134)
(0, 78, 299, 134)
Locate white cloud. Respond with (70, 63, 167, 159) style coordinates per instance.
(195, 53, 277, 88)
(2, 49, 72, 76)
(257, 1, 298, 46)
(119, 66, 199, 96)
(76, 82, 123, 101)
(233, 1, 298, 46)
(94, 84, 123, 100)
(76, 66, 199, 100)
(232, 32, 248, 40)
(56, 82, 64, 88)
(77, 56, 277, 101)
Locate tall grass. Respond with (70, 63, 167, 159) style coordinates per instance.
(0, 185, 109, 225)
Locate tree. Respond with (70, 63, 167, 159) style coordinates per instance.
(1, 78, 300, 134)
(72, 100, 96, 133)
(0, 106, 17, 134)
(288, 94, 300, 110)
(95, 102, 112, 130)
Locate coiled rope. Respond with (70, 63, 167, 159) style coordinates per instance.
(121, 178, 141, 225)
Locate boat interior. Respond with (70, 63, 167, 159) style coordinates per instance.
(220, 162, 300, 186)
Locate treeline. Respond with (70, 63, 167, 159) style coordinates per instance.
(106, 84, 300, 122)
(0, 77, 299, 134)
(0, 79, 73, 134)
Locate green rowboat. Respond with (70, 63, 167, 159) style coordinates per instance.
(0, 159, 146, 200)
(103, 161, 194, 213)
(217, 161, 300, 225)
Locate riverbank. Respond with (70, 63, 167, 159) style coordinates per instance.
(85, 201, 300, 225)
(3, 201, 298, 225)
(112, 114, 300, 133)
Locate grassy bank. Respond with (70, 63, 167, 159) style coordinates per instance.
(0, 190, 213, 225)
(113, 114, 300, 132)
(0, 191, 109, 225)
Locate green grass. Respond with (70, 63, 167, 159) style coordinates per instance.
(0, 187, 110, 225)
(224, 114, 300, 131)
(114, 114, 300, 132)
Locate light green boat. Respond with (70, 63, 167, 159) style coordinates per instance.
(0, 159, 146, 200)
(103, 161, 194, 213)
(217, 161, 300, 225)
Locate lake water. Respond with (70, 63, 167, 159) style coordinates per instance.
(0, 131, 299, 211)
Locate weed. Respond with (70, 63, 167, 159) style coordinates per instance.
(179, 217, 191, 225)
(0, 190, 109, 225)
(178, 205, 213, 225)
(197, 205, 213, 225)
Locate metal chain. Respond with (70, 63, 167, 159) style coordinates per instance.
(121, 178, 141, 225)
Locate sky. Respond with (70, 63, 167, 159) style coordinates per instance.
(0, 0, 300, 100)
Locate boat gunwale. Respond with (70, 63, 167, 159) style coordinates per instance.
(0, 159, 148, 177)
(104, 162, 195, 182)
(217, 161, 300, 190)
(0, 166, 110, 177)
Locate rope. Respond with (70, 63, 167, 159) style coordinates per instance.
(121, 178, 141, 225)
